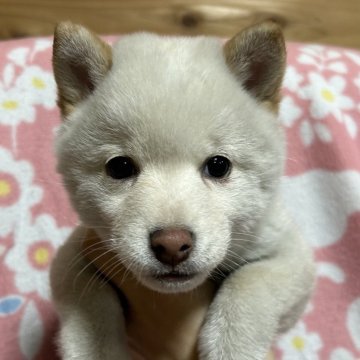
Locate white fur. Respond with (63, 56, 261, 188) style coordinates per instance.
(51, 31, 315, 359)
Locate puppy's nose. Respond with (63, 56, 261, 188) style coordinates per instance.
(150, 228, 193, 266)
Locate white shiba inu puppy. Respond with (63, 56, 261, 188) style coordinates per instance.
(50, 21, 315, 360)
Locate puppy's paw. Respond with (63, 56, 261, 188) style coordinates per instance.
(198, 309, 268, 360)
(198, 307, 229, 360)
(198, 276, 273, 360)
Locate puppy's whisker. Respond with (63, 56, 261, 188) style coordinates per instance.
(220, 257, 240, 271)
(79, 249, 128, 297)
(223, 256, 243, 269)
(226, 249, 250, 265)
(100, 264, 124, 288)
(79, 268, 103, 302)
(121, 256, 139, 285)
(134, 268, 146, 289)
(73, 247, 114, 290)
(211, 270, 226, 282)
(213, 267, 227, 279)
(67, 242, 109, 270)
(88, 253, 120, 288)
(87, 225, 114, 231)
(231, 239, 258, 247)
(231, 231, 262, 240)
(60, 244, 109, 285)
(99, 257, 130, 288)
(229, 241, 256, 251)
(63, 245, 110, 280)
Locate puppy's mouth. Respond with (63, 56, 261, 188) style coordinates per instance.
(142, 268, 208, 293)
(154, 271, 196, 282)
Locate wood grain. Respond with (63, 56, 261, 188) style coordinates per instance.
(0, 0, 359, 48)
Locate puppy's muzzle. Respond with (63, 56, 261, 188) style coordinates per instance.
(150, 228, 193, 266)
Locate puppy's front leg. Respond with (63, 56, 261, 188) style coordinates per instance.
(198, 228, 315, 360)
(51, 226, 130, 360)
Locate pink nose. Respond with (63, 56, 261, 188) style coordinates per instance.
(150, 228, 193, 266)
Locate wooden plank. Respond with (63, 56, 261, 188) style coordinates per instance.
(0, 0, 359, 48)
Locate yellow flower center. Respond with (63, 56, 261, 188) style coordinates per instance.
(321, 88, 335, 103)
(32, 77, 46, 89)
(2, 100, 18, 110)
(292, 336, 305, 351)
(33, 247, 50, 266)
(0, 180, 11, 197)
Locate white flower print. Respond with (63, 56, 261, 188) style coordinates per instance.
(281, 170, 360, 248)
(347, 298, 360, 350)
(0, 147, 42, 237)
(0, 40, 57, 133)
(304, 302, 314, 314)
(2, 63, 15, 88)
(300, 73, 354, 121)
(16, 65, 56, 110)
(299, 119, 332, 147)
(19, 301, 44, 359)
(354, 73, 360, 90)
(30, 39, 53, 61)
(4, 214, 71, 299)
(345, 51, 360, 66)
(313, 122, 332, 142)
(279, 96, 302, 127)
(330, 348, 356, 360)
(0, 244, 6, 257)
(300, 120, 315, 146)
(343, 114, 358, 138)
(7, 39, 52, 68)
(326, 61, 347, 73)
(277, 321, 323, 360)
(7, 47, 30, 68)
(283, 66, 304, 92)
(298, 45, 347, 73)
(0, 86, 35, 126)
(298, 45, 326, 67)
(317, 261, 345, 283)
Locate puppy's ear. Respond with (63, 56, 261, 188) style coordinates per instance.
(53, 22, 112, 117)
(224, 21, 286, 110)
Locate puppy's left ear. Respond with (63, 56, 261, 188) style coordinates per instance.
(53, 22, 113, 117)
(224, 21, 286, 111)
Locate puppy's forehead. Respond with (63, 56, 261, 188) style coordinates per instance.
(104, 33, 241, 122)
(110, 33, 227, 85)
(92, 34, 255, 158)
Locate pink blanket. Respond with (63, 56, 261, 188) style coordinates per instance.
(0, 37, 359, 360)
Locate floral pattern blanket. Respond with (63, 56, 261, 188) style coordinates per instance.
(0, 37, 359, 360)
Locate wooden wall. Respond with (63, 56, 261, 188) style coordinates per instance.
(0, 0, 359, 48)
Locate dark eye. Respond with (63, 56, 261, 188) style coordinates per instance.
(105, 156, 138, 179)
(204, 156, 231, 178)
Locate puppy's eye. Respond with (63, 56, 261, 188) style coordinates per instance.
(204, 156, 231, 178)
(105, 156, 138, 179)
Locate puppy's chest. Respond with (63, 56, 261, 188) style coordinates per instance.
(117, 277, 217, 360)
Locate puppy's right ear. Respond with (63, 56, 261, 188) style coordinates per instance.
(224, 21, 286, 111)
(53, 22, 112, 117)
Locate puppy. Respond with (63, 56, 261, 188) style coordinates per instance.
(50, 21, 315, 360)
